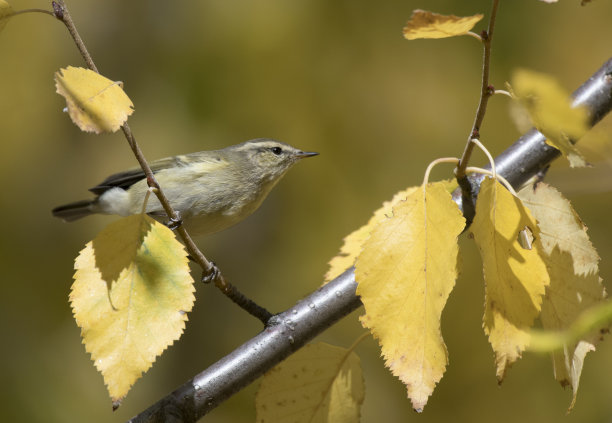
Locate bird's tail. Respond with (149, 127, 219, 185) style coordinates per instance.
(52, 199, 95, 222)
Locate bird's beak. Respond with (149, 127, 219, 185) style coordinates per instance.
(296, 151, 319, 159)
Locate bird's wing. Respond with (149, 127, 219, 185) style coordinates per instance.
(88, 155, 192, 195)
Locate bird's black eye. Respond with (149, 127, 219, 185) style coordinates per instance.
(271, 146, 283, 155)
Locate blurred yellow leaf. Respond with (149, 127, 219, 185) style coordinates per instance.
(356, 182, 465, 411)
(256, 342, 364, 423)
(471, 178, 550, 381)
(324, 187, 418, 283)
(519, 183, 606, 410)
(511, 69, 589, 167)
(55, 66, 134, 134)
(70, 214, 194, 406)
(0, 0, 12, 33)
(403, 9, 483, 40)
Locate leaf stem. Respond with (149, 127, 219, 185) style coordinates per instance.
(465, 31, 483, 42)
(465, 167, 517, 197)
(423, 157, 460, 186)
(4, 8, 55, 18)
(494, 89, 512, 98)
(52, 0, 272, 325)
(470, 138, 496, 177)
(456, 0, 500, 179)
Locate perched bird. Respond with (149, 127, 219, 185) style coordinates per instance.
(52, 138, 318, 235)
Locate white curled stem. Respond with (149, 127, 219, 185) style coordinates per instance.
(465, 166, 518, 197)
(423, 157, 461, 186)
(470, 138, 496, 178)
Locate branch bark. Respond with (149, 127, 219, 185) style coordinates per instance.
(128, 58, 612, 423)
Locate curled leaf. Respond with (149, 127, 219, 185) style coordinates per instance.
(55, 66, 134, 134)
(403, 9, 483, 40)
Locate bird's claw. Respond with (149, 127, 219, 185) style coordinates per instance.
(166, 211, 183, 230)
(201, 262, 220, 284)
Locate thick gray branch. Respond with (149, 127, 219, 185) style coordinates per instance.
(128, 57, 612, 423)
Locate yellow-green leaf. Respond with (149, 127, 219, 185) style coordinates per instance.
(403, 9, 483, 40)
(324, 187, 418, 283)
(70, 214, 195, 406)
(356, 182, 465, 411)
(471, 178, 550, 381)
(55, 66, 134, 134)
(0, 0, 13, 33)
(511, 69, 589, 167)
(519, 183, 606, 410)
(256, 342, 364, 423)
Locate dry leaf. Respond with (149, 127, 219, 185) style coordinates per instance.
(519, 183, 606, 410)
(512, 69, 589, 167)
(403, 9, 484, 40)
(356, 182, 465, 411)
(71, 214, 194, 406)
(55, 66, 134, 134)
(471, 178, 550, 381)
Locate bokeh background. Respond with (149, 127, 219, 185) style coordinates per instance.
(1, 0, 612, 422)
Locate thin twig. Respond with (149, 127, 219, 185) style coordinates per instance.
(52, 0, 272, 325)
(456, 0, 500, 179)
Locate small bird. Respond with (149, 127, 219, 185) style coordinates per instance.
(52, 138, 318, 235)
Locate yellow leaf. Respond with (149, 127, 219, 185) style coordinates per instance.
(511, 69, 589, 167)
(55, 66, 134, 134)
(256, 342, 364, 423)
(471, 178, 550, 381)
(356, 182, 465, 411)
(70, 215, 194, 406)
(519, 183, 606, 410)
(403, 9, 484, 40)
(324, 187, 418, 283)
(0, 0, 12, 33)
(519, 183, 599, 276)
(325, 180, 457, 283)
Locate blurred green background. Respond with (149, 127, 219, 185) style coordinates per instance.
(1, 0, 612, 422)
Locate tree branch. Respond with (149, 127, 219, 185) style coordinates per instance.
(128, 57, 612, 423)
